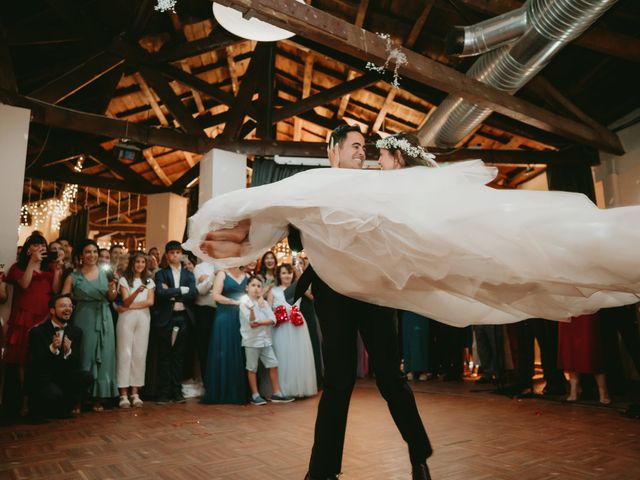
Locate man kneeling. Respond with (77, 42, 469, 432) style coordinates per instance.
(27, 294, 93, 420)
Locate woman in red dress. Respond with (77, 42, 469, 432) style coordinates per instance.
(558, 312, 610, 404)
(5, 234, 63, 399)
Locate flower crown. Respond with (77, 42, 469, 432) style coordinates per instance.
(375, 136, 438, 167)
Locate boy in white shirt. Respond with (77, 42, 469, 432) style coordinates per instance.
(239, 275, 294, 405)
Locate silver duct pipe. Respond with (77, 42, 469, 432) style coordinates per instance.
(445, 8, 528, 58)
(418, 0, 618, 148)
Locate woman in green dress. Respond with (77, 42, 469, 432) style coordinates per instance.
(62, 239, 118, 411)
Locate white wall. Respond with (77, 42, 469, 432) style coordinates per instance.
(0, 105, 30, 332)
(517, 171, 548, 191)
(198, 148, 246, 207)
(593, 113, 640, 208)
(145, 193, 188, 252)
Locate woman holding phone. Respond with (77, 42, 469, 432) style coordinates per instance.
(5, 234, 62, 415)
(116, 251, 155, 408)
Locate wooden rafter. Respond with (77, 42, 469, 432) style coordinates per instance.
(0, 90, 209, 153)
(335, 0, 369, 121)
(221, 44, 270, 139)
(143, 149, 172, 187)
(293, 53, 315, 141)
(527, 76, 608, 132)
(372, 0, 435, 133)
(29, 51, 124, 104)
(153, 29, 239, 64)
(272, 73, 379, 123)
(139, 66, 204, 136)
(133, 72, 169, 126)
(226, 45, 240, 95)
(180, 62, 205, 114)
(215, 0, 623, 154)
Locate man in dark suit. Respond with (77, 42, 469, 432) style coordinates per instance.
(153, 240, 197, 404)
(200, 125, 432, 480)
(26, 294, 93, 421)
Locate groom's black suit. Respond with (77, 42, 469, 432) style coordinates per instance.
(291, 230, 432, 477)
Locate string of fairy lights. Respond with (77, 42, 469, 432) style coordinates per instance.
(20, 157, 85, 232)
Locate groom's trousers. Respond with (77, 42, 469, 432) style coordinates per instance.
(308, 275, 432, 476)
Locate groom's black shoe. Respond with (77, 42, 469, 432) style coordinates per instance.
(412, 463, 432, 480)
(303, 472, 339, 480)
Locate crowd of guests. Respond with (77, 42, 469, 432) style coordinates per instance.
(0, 234, 323, 422)
(395, 309, 640, 409)
(1, 233, 639, 423)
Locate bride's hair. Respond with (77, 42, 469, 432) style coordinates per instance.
(376, 132, 438, 168)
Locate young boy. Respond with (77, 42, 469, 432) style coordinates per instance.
(152, 241, 197, 404)
(239, 275, 294, 405)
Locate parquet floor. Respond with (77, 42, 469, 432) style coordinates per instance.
(1, 380, 639, 480)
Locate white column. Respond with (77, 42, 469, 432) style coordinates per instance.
(145, 193, 188, 252)
(0, 104, 30, 326)
(198, 148, 246, 206)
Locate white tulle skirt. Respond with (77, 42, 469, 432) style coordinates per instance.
(183, 161, 640, 327)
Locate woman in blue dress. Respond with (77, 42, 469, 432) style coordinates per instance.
(202, 266, 249, 404)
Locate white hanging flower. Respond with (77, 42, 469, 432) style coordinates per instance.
(366, 33, 408, 89)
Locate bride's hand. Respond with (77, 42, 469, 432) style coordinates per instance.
(200, 219, 251, 259)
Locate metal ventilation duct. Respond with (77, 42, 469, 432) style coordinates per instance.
(418, 0, 618, 148)
(445, 8, 528, 58)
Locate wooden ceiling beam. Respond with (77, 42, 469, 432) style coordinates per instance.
(143, 149, 172, 187)
(221, 44, 271, 139)
(272, 73, 379, 123)
(89, 223, 146, 234)
(153, 30, 240, 64)
(527, 76, 608, 133)
(405, 0, 435, 49)
(334, 0, 368, 121)
(133, 72, 170, 126)
(372, 0, 435, 133)
(458, 0, 640, 64)
(27, 165, 159, 193)
(354, 0, 370, 28)
(139, 65, 205, 136)
(216, 0, 622, 154)
(180, 62, 206, 114)
(294, 53, 315, 141)
(226, 45, 241, 95)
(28, 51, 124, 104)
(0, 89, 209, 153)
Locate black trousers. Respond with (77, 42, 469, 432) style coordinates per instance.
(309, 277, 432, 476)
(194, 305, 215, 380)
(29, 370, 93, 418)
(157, 312, 189, 398)
(515, 319, 566, 392)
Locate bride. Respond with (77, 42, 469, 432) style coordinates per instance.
(183, 133, 640, 327)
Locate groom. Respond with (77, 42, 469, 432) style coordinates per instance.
(200, 125, 432, 480)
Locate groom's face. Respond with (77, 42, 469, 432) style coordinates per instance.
(338, 131, 366, 169)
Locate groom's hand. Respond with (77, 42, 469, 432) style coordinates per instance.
(200, 219, 251, 259)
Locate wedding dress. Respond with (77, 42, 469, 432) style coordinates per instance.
(183, 161, 640, 327)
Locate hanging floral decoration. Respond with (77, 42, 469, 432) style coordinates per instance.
(365, 33, 408, 89)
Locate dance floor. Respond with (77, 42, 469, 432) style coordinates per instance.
(1, 379, 638, 480)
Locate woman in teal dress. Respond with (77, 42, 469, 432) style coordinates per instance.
(202, 267, 249, 404)
(62, 239, 118, 411)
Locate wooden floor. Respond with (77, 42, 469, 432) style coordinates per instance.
(1, 379, 639, 480)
